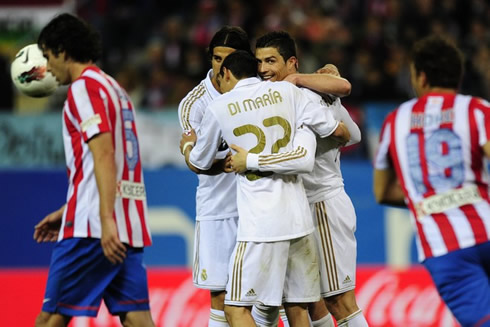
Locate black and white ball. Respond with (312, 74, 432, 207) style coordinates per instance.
(10, 44, 58, 97)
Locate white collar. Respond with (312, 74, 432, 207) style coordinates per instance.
(204, 69, 221, 99)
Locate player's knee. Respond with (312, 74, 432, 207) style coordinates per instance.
(224, 305, 248, 320)
(324, 291, 359, 316)
(35, 312, 69, 327)
(120, 311, 154, 327)
(35, 312, 50, 327)
(210, 290, 226, 310)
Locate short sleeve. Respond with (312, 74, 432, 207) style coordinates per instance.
(69, 78, 111, 142)
(373, 112, 394, 170)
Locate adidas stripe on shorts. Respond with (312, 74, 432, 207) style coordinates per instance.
(311, 189, 357, 297)
(225, 233, 321, 306)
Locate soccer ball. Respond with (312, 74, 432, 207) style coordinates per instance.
(10, 44, 59, 97)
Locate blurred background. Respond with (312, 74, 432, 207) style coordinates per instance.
(0, 0, 488, 326)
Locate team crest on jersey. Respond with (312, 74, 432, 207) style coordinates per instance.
(201, 269, 207, 281)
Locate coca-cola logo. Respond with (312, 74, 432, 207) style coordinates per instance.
(71, 275, 211, 327)
(357, 269, 458, 327)
(69, 268, 459, 327)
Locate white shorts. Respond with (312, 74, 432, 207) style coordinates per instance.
(225, 234, 320, 307)
(193, 217, 239, 290)
(311, 189, 357, 297)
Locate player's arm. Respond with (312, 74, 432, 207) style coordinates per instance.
(180, 129, 230, 175)
(88, 132, 126, 264)
(284, 64, 351, 97)
(373, 168, 406, 207)
(329, 121, 351, 145)
(230, 126, 317, 174)
(181, 110, 225, 174)
(33, 203, 66, 242)
(483, 141, 490, 158)
(333, 101, 361, 146)
(292, 84, 350, 143)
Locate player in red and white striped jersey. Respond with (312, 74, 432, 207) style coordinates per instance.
(374, 35, 490, 327)
(33, 13, 153, 327)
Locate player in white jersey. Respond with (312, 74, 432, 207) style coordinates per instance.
(180, 50, 350, 326)
(33, 14, 153, 327)
(177, 26, 252, 327)
(374, 36, 490, 327)
(250, 31, 368, 327)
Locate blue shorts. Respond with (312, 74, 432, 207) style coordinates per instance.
(42, 238, 150, 317)
(423, 241, 490, 327)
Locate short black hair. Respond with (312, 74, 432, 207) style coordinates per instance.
(411, 35, 464, 89)
(207, 26, 251, 59)
(255, 31, 297, 62)
(219, 50, 257, 79)
(38, 13, 102, 63)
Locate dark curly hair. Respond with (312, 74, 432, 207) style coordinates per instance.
(411, 35, 464, 89)
(38, 13, 102, 63)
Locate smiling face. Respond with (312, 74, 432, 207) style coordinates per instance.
(42, 48, 71, 85)
(255, 47, 297, 82)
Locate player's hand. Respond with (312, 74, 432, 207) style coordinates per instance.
(316, 64, 340, 76)
(223, 151, 233, 173)
(33, 205, 65, 242)
(283, 73, 299, 85)
(180, 129, 197, 155)
(101, 218, 126, 264)
(230, 144, 248, 173)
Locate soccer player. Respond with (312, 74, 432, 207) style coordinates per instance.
(250, 31, 368, 327)
(373, 35, 490, 327)
(177, 26, 251, 326)
(32, 13, 154, 327)
(180, 50, 350, 326)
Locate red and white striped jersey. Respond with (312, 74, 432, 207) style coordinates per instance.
(59, 66, 152, 247)
(374, 92, 490, 260)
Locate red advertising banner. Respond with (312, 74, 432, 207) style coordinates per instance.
(0, 266, 458, 326)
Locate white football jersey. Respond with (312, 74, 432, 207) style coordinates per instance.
(178, 69, 238, 221)
(190, 77, 339, 242)
(300, 90, 362, 202)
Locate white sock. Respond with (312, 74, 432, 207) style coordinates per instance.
(251, 304, 279, 326)
(312, 313, 335, 327)
(209, 309, 229, 327)
(337, 310, 369, 327)
(279, 308, 290, 327)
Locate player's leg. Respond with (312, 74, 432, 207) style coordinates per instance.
(283, 303, 309, 327)
(279, 307, 290, 327)
(251, 303, 280, 326)
(224, 305, 255, 326)
(324, 290, 361, 322)
(35, 312, 71, 327)
(210, 291, 229, 326)
(195, 218, 239, 326)
(313, 192, 368, 326)
(224, 240, 290, 325)
(423, 242, 490, 327)
(104, 246, 154, 326)
(39, 238, 121, 324)
(118, 311, 154, 327)
(308, 300, 334, 327)
(251, 304, 291, 327)
(283, 234, 321, 327)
